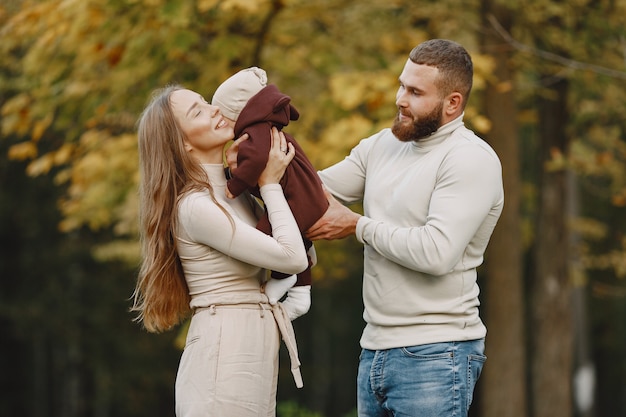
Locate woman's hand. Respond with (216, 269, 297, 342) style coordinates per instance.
(258, 127, 294, 187)
(224, 133, 248, 199)
(225, 133, 248, 174)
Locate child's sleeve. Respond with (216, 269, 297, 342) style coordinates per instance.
(227, 123, 272, 197)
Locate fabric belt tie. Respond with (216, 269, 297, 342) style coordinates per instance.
(194, 302, 303, 388)
(271, 303, 303, 388)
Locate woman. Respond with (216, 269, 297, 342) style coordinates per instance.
(131, 85, 309, 417)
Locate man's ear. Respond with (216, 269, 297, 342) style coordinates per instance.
(445, 92, 463, 115)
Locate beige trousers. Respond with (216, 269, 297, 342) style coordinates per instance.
(175, 303, 301, 417)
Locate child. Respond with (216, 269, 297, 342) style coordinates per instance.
(212, 67, 329, 320)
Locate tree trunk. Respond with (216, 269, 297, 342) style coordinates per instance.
(530, 75, 573, 417)
(569, 172, 595, 417)
(478, 3, 528, 417)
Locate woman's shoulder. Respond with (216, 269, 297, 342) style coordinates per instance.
(179, 188, 207, 203)
(178, 189, 219, 214)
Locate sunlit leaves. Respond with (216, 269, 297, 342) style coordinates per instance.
(583, 241, 626, 279)
(1, 93, 32, 137)
(315, 115, 375, 168)
(57, 131, 138, 233)
(2, 0, 626, 280)
(466, 112, 492, 135)
(494, 0, 626, 283)
(7, 141, 37, 161)
(92, 239, 140, 264)
(329, 70, 398, 112)
(220, 0, 268, 12)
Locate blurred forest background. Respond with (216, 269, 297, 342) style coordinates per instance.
(1, 0, 626, 416)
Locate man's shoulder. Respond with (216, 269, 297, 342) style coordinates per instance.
(451, 127, 501, 164)
(348, 128, 405, 161)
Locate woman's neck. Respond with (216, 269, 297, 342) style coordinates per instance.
(190, 149, 224, 165)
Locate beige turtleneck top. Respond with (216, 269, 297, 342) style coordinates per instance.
(176, 164, 308, 309)
(319, 115, 504, 350)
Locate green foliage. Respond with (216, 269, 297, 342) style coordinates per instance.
(487, 0, 626, 282)
(277, 400, 357, 417)
(0, 0, 487, 244)
(278, 401, 325, 417)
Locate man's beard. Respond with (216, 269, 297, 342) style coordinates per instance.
(392, 101, 443, 142)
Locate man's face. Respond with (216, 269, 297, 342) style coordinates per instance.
(392, 60, 444, 142)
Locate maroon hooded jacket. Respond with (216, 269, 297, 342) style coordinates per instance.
(228, 84, 329, 286)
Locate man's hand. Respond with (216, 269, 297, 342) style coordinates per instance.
(306, 189, 361, 240)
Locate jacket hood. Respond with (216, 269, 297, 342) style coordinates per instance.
(234, 84, 300, 136)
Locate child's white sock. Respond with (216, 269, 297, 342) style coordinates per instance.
(264, 275, 297, 305)
(281, 285, 311, 320)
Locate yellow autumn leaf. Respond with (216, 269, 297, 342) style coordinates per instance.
(114, 190, 139, 236)
(545, 147, 567, 172)
(92, 239, 141, 264)
(220, 0, 266, 12)
(2, 113, 30, 137)
(53, 143, 75, 165)
(329, 73, 368, 111)
(471, 53, 496, 90)
(314, 115, 373, 168)
(31, 114, 54, 142)
(26, 153, 55, 176)
(470, 114, 492, 135)
(8, 141, 38, 161)
(197, 0, 220, 13)
(65, 81, 95, 98)
(1, 92, 30, 116)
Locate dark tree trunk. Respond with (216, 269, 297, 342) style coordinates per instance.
(530, 75, 573, 417)
(478, 3, 528, 416)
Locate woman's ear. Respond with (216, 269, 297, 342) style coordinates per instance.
(183, 141, 194, 153)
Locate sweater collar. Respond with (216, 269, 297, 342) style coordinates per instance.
(410, 113, 465, 151)
(201, 163, 227, 187)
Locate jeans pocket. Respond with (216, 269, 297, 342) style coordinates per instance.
(466, 353, 486, 408)
(400, 343, 454, 360)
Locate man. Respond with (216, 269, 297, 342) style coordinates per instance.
(307, 39, 504, 417)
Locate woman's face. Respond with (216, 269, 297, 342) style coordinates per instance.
(170, 89, 234, 163)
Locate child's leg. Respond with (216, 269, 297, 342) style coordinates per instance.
(264, 275, 297, 305)
(281, 284, 311, 321)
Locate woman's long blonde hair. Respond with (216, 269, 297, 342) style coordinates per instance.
(131, 85, 219, 333)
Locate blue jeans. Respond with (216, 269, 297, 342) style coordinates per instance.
(357, 339, 486, 417)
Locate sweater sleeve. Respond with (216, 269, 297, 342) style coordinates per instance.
(227, 123, 272, 197)
(318, 135, 372, 204)
(179, 184, 309, 274)
(356, 144, 503, 276)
